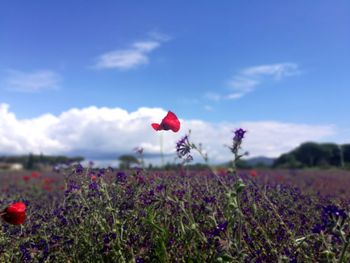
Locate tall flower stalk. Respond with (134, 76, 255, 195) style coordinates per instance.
(225, 129, 247, 259)
(151, 111, 181, 167)
(175, 128, 248, 260)
(160, 132, 164, 167)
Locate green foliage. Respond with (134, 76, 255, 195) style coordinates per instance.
(0, 154, 84, 169)
(274, 142, 350, 169)
(25, 153, 35, 170)
(236, 159, 252, 169)
(2, 168, 350, 262)
(342, 144, 350, 164)
(118, 154, 139, 169)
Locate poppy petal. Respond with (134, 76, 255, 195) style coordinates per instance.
(151, 123, 161, 131)
(164, 111, 178, 121)
(151, 111, 181, 132)
(161, 111, 180, 132)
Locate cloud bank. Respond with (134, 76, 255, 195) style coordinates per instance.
(0, 104, 336, 165)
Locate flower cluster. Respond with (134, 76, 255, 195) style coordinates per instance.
(229, 128, 247, 156)
(176, 134, 193, 162)
(116, 171, 127, 184)
(313, 204, 348, 234)
(234, 128, 246, 141)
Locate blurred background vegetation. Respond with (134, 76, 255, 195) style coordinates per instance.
(0, 142, 349, 171)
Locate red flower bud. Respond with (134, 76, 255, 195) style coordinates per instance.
(250, 170, 257, 177)
(151, 111, 180, 132)
(23, 175, 30, 182)
(1, 202, 26, 225)
(31, 172, 40, 178)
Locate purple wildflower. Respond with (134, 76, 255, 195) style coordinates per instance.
(176, 135, 191, 158)
(209, 221, 229, 238)
(116, 171, 127, 183)
(89, 182, 99, 191)
(229, 128, 247, 155)
(203, 196, 216, 204)
(103, 234, 110, 244)
(65, 180, 80, 195)
(234, 128, 246, 141)
(19, 244, 31, 261)
(74, 163, 84, 174)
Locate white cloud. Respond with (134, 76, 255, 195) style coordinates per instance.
(225, 63, 300, 100)
(204, 63, 300, 101)
(0, 103, 337, 166)
(204, 92, 222, 102)
(95, 35, 168, 70)
(241, 63, 299, 79)
(4, 70, 61, 92)
(225, 92, 245, 100)
(227, 77, 259, 92)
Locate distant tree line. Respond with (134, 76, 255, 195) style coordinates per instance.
(0, 153, 84, 170)
(273, 142, 350, 169)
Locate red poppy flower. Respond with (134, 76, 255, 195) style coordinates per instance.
(151, 111, 180, 132)
(277, 175, 285, 183)
(23, 175, 30, 182)
(91, 175, 97, 181)
(43, 178, 54, 184)
(31, 172, 40, 178)
(217, 167, 227, 176)
(1, 202, 26, 225)
(250, 170, 257, 177)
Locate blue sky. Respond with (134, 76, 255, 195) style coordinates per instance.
(0, 1, 349, 164)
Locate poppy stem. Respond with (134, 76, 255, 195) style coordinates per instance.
(160, 132, 164, 167)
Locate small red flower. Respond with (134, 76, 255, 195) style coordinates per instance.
(277, 175, 285, 183)
(151, 111, 180, 132)
(1, 202, 26, 225)
(43, 178, 54, 184)
(31, 172, 40, 178)
(250, 170, 257, 177)
(91, 175, 97, 181)
(23, 175, 30, 182)
(217, 167, 227, 176)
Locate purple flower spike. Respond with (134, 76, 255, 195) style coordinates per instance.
(234, 128, 246, 141)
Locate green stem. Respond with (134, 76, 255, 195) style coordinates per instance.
(339, 239, 350, 263)
(192, 145, 227, 191)
(160, 132, 164, 167)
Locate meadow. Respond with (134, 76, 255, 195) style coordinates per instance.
(1, 167, 350, 262)
(1, 119, 350, 262)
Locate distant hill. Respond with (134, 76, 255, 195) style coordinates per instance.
(217, 156, 275, 169)
(0, 153, 84, 170)
(244, 156, 275, 167)
(273, 142, 350, 168)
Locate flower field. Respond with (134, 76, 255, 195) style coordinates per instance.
(1, 166, 350, 262)
(1, 113, 350, 262)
